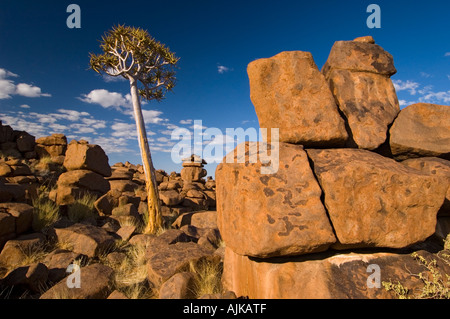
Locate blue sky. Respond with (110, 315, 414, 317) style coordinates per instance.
(0, 0, 449, 177)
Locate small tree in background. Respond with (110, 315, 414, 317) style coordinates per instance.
(89, 25, 179, 234)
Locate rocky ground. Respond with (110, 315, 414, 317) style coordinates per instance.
(0, 127, 228, 299)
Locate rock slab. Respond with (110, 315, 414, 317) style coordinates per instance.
(307, 148, 448, 249)
(248, 51, 348, 146)
(216, 142, 336, 258)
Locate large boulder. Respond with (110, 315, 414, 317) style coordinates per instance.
(40, 263, 114, 299)
(248, 51, 348, 146)
(53, 223, 116, 258)
(55, 170, 110, 205)
(63, 141, 111, 177)
(159, 272, 196, 299)
(0, 233, 46, 267)
(222, 248, 450, 299)
(307, 148, 448, 249)
(216, 142, 336, 258)
(16, 132, 36, 153)
(322, 37, 399, 150)
(35, 133, 67, 162)
(401, 157, 450, 216)
(0, 203, 33, 235)
(159, 190, 183, 206)
(0, 262, 48, 293)
(390, 103, 450, 160)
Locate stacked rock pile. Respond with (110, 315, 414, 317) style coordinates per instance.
(218, 36, 450, 299)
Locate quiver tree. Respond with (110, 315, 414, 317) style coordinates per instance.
(89, 25, 179, 234)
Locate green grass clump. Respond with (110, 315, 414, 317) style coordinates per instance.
(32, 186, 60, 232)
(67, 193, 98, 223)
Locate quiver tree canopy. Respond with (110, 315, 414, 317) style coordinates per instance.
(89, 25, 179, 101)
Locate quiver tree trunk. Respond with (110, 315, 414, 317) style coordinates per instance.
(129, 77, 163, 234)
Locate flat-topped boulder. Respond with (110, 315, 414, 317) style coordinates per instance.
(63, 140, 111, 177)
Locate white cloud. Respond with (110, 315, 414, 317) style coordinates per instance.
(79, 89, 130, 111)
(19, 104, 31, 109)
(393, 79, 420, 95)
(0, 69, 17, 99)
(420, 72, 432, 78)
(217, 65, 231, 74)
(111, 122, 137, 139)
(0, 69, 18, 79)
(54, 109, 90, 122)
(445, 52, 450, 57)
(398, 100, 408, 107)
(15, 83, 51, 98)
(179, 119, 193, 125)
(141, 109, 164, 124)
(81, 118, 107, 129)
(157, 137, 170, 143)
(419, 90, 450, 104)
(0, 68, 50, 99)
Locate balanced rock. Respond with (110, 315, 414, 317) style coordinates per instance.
(322, 37, 399, 150)
(390, 103, 450, 160)
(181, 167, 207, 183)
(216, 142, 336, 258)
(307, 148, 448, 249)
(248, 51, 348, 146)
(64, 141, 111, 177)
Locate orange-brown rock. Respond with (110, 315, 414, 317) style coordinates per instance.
(0, 203, 33, 235)
(248, 51, 348, 146)
(401, 157, 450, 216)
(53, 223, 115, 258)
(322, 38, 397, 76)
(222, 248, 450, 299)
(322, 38, 399, 150)
(55, 170, 110, 205)
(390, 103, 450, 160)
(216, 142, 336, 258)
(63, 141, 111, 177)
(40, 263, 114, 299)
(307, 148, 448, 249)
(180, 166, 207, 182)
